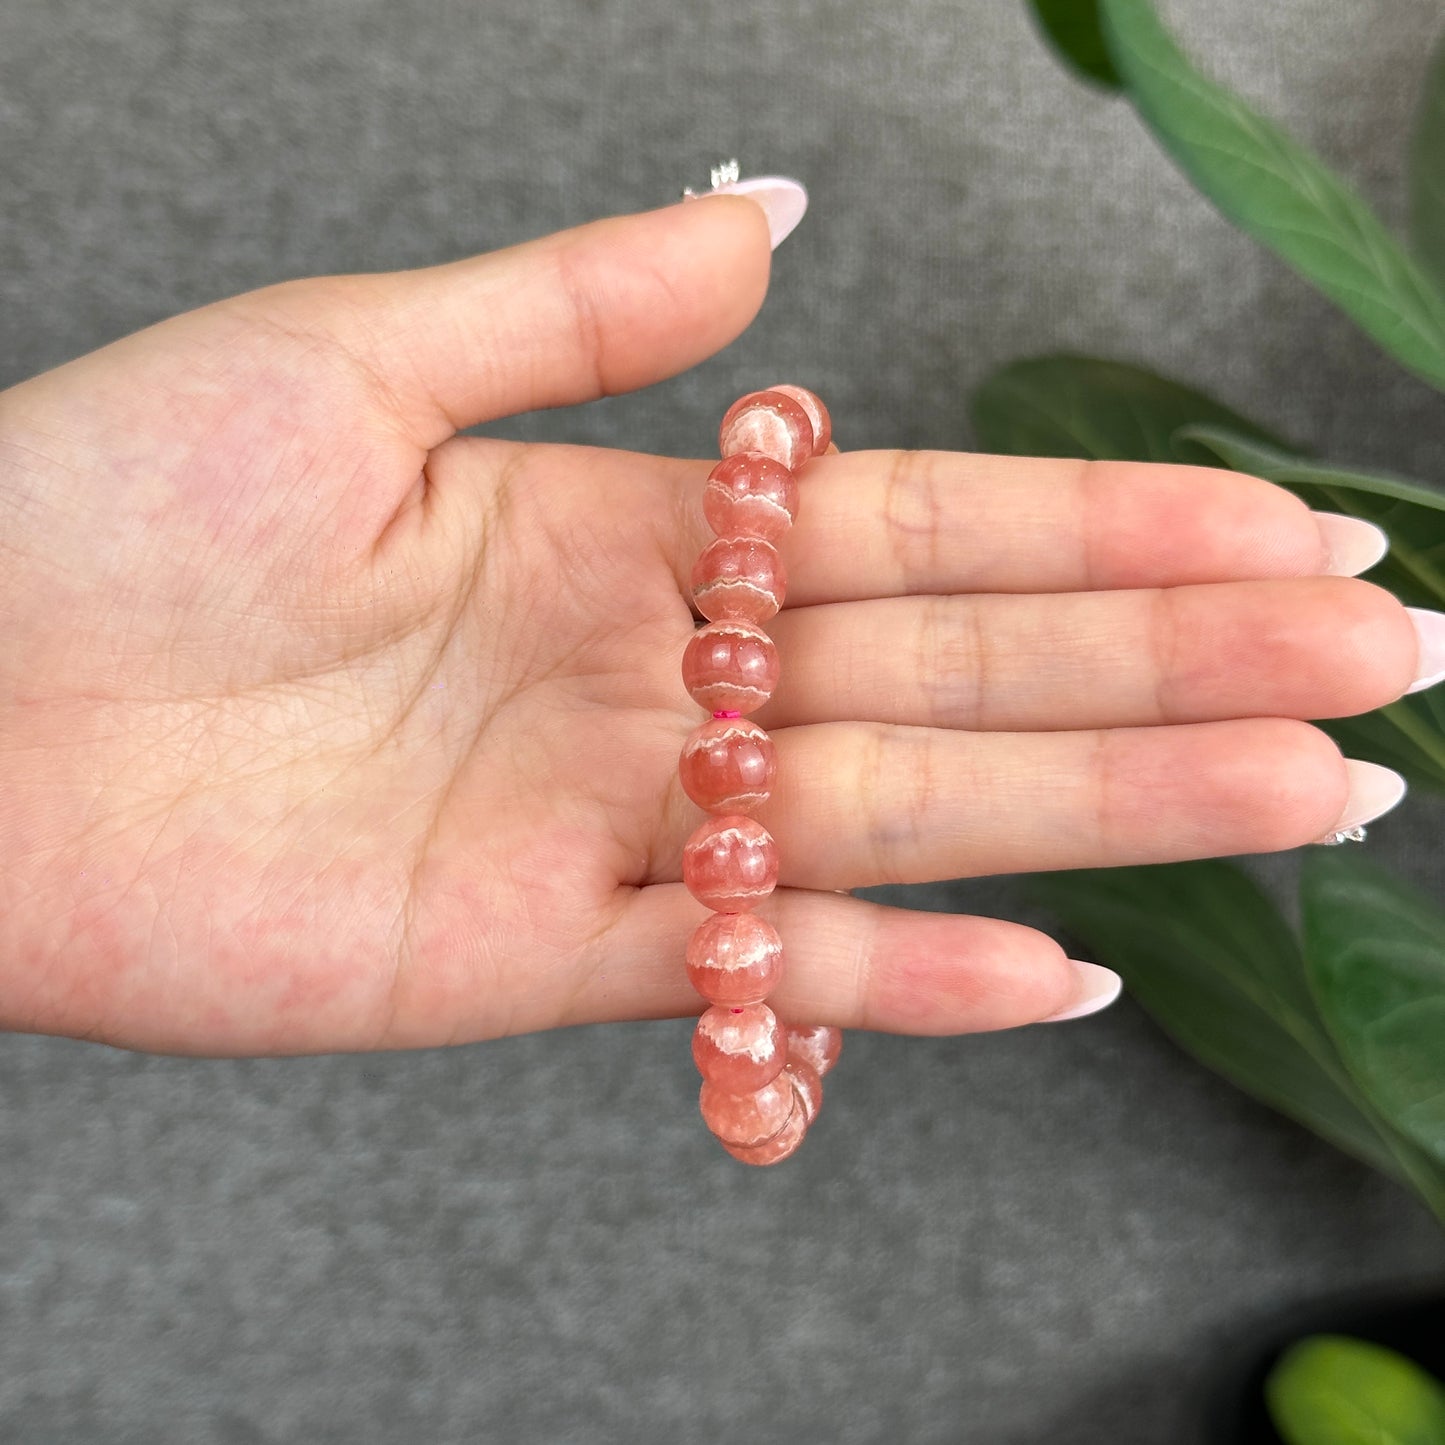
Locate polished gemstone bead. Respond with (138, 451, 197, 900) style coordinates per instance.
(682, 815, 780, 911)
(722, 1096, 808, 1166)
(681, 621, 780, 715)
(768, 384, 832, 456)
(784, 1058, 823, 1125)
(686, 912, 784, 1006)
(718, 389, 814, 470)
(785, 1023, 843, 1077)
(691, 537, 786, 623)
(679, 716, 777, 814)
(700, 1072, 796, 1147)
(691, 1002, 786, 1092)
(703, 452, 800, 542)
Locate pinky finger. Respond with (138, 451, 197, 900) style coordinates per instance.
(581, 883, 1121, 1036)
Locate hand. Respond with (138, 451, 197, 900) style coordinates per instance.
(0, 195, 1426, 1054)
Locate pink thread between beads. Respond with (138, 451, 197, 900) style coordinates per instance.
(713, 710, 741, 718)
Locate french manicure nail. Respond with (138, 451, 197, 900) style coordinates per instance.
(701, 176, 808, 249)
(1406, 607, 1445, 694)
(1332, 759, 1407, 833)
(1039, 961, 1123, 1023)
(1314, 512, 1389, 577)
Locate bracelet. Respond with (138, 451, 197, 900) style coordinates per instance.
(679, 385, 843, 1165)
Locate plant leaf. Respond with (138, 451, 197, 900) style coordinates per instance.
(1099, 0, 1445, 391)
(1303, 850, 1445, 1172)
(1268, 1335, 1445, 1445)
(1177, 427, 1445, 792)
(1026, 0, 1122, 89)
(1410, 30, 1445, 292)
(969, 354, 1288, 461)
(1031, 861, 1404, 1180)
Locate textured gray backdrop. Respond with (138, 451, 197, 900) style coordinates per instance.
(2, 1, 1444, 1441)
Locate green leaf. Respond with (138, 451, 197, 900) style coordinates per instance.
(1031, 861, 1404, 1180)
(1099, 0, 1445, 391)
(1268, 1335, 1445, 1445)
(1303, 850, 1445, 1172)
(1410, 31, 1445, 292)
(1179, 427, 1445, 793)
(970, 355, 1289, 461)
(1026, 0, 1122, 89)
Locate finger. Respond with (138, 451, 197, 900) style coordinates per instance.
(665, 449, 1388, 600)
(240, 195, 777, 446)
(663, 719, 1389, 889)
(578, 883, 1100, 1035)
(760, 577, 1420, 731)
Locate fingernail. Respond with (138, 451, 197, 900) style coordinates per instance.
(1314, 512, 1388, 576)
(1406, 607, 1445, 693)
(1334, 759, 1407, 832)
(1039, 961, 1123, 1023)
(701, 176, 808, 249)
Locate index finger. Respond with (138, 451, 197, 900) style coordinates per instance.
(668, 449, 1387, 604)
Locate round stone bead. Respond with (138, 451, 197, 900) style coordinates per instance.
(691, 1002, 787, 1092)
(723, 1096, 808, 1166)
(785, 1023, 843, 1078)
(681, 621, 780, 715)
(768, 384, 832, 456)
(685, 912, 784, 1006)
(703, 453, 799, 543)
(682, 815, 780, 912)
(690, 531, 791, 621)
(679, 716, 777, 814)
(784, 1058, 823, 1125)
(700, 1072, 796, 1147)
(690, 537, 786, 624)
(718, 389, 814, 471)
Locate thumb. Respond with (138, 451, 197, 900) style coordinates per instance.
(265, 182, 806, 446)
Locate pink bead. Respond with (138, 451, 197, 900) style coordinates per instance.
(679, 716, 777, 814)
(682, 815, 780, 911)
(722, 1097, 808, 1166)
(686, 913, 785, 1005)
(681, 621, 780, 715)
(692, 1002, 787, 1092)
(784, 1058, 823, 1125)
(690, 537, 786, 624)
(718, 389, 814, 470)
(785, 1024, 843, 1078)
(700, 1072, 796, 1147)
(768, 384, 832, 456)
(703, 453, 800, 542)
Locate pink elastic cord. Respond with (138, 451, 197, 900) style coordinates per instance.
(713, 710, 741, 718)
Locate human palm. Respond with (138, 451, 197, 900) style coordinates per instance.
(0, 195, 1428, 1054)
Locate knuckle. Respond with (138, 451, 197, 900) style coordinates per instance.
(881, 450, 945, 589)
(858, 723, 935, 883)
(918, 596, 984, 727)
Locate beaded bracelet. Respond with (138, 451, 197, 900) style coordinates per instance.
(678, 385, 844, 1165)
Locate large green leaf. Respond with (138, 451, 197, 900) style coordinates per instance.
(1099, 0, 1445, 391)
(1180, 427, 1445, 793)
(970, 354, 1288, 461)
(1268, 1335, 1445, 1445)
(1031, 861, 1403, 1180)
(1026, 0, 1122, 89)
(1410, 31, 1445, 293)
(1303, 850, 1445, 1174)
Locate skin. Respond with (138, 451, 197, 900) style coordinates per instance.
(0, 196, 1422, 1055)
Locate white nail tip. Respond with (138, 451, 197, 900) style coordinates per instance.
(1314, 513, 1389, 577)
(1039, 961, 1123, 1023)
(1335, 759, 1407, 832)
(1405, 607, 1445, 694)
(701, 176, 808, 249)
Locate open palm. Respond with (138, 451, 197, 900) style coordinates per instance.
(0, 195, 1427, 1054)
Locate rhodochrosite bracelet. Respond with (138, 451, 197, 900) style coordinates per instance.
(679, 385, 843, 1165)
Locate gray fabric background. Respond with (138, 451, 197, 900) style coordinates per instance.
(2, 0, 1444, 1440)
